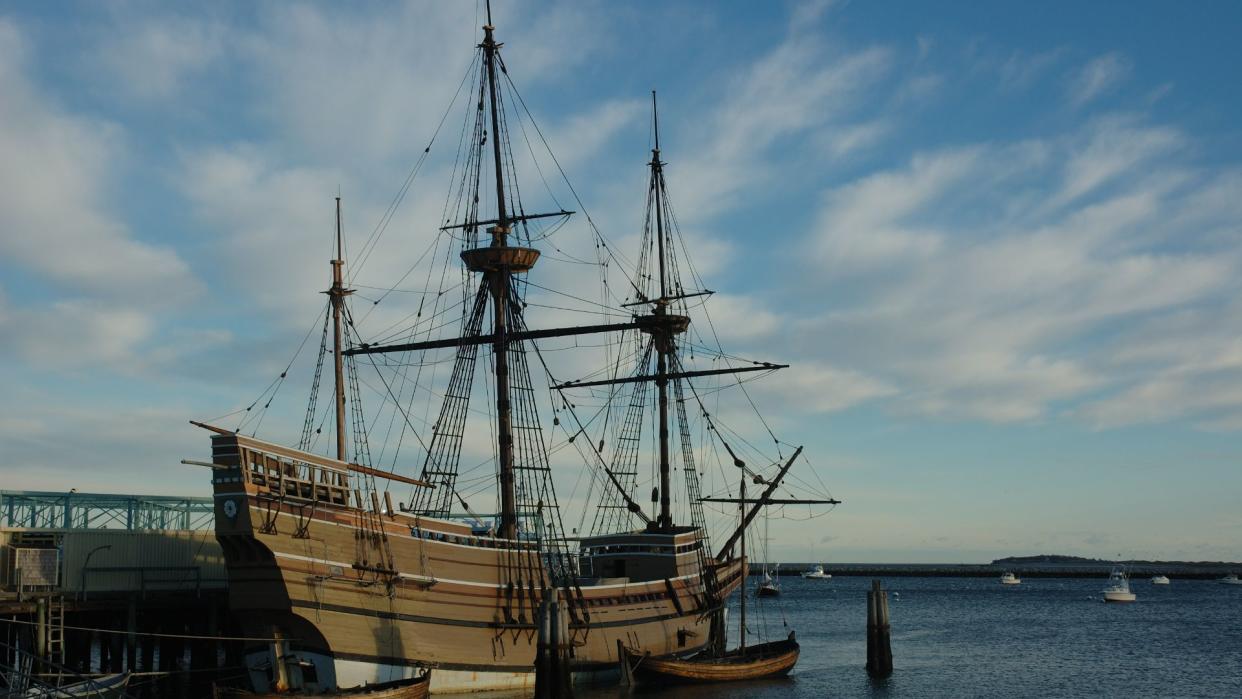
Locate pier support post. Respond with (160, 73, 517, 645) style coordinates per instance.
(35, 597, 47, 668)
(126, 596, 137, 672)
(141, 623, 155, 672)
(866, 579, 893, 678)
(108, 628, 124, 672)
(534, 589, 573, 698)
(97, 628, 110, 673)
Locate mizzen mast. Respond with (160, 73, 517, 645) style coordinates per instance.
(650, 91, 675, 530)
(642, 91, 690, 531)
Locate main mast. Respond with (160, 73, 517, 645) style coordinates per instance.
(476, 3, 521, 540)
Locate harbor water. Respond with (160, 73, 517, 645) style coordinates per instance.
(576, 574, 1242, 698)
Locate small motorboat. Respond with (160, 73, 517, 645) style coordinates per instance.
(1151, 575, 1170, 585)
(1103, 566, 1136, 603)
(999, 571, 1021, 585)
(801, 564, 831, 580)
(22, 673, 130, 698)
(623, 632, 799, 683)
(1219, 574, 1242, 585)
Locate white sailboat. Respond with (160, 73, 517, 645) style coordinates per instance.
(1103, 566, 1137, 602)
(756, 513, 781, 596)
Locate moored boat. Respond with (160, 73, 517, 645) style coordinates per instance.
(623, 633, 799, 683)
(1103, 566, 1136, 602)
(999, 572, 1021, 585)
(1151, 575, 1170, 585)
(801, 564, 831, 580)
(622, 463, 825, 686)
(756, 570, 781, 597)
(1219, 574, 1242, 585)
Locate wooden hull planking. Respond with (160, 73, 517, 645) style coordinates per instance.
(208, 432, 744, 692)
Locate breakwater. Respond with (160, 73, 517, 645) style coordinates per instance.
(749, 562, 1242, 579)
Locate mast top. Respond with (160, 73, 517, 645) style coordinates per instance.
(651, 90, 661, 156)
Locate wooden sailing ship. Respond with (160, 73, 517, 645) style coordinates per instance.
(193, 3, 833, 694)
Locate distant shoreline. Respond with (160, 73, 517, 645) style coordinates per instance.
(750, 562, 1242, 579)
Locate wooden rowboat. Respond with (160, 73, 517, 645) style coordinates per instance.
(624, 632, 799, 683)
(213, 673, 430, 699)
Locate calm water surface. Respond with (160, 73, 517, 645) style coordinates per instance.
(574, 575, 1242, 698)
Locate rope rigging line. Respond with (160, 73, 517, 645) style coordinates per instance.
(226, 299, 330, 436)
(348, 51, 482, 286)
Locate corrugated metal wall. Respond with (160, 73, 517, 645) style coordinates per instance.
(62, 529, 227, 593)
(2, 529, 227, 594)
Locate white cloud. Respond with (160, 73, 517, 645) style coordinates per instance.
(91, 16, 224, 100)
(0, 296, 152, 369)
(995, 47, 1065, 90)
(796, 116, 1241, 425)
(672, 32, 893, 221)
(1067, 52, 1131, 107)
(812, 148, 980, 269)
(756, 361, 896, 414)
(0, 20, 200, 303)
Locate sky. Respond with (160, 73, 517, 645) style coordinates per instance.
(1, 0, 1240, 563)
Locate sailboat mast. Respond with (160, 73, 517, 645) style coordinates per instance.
(739, 473, 747, 654)
(651, 91, 673, 531)
(482, 2, 518, 540)
(330, 196, 349, 463)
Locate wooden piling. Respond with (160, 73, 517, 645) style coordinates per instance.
(35, 597, 47, 669)
(108, 629, 124, 672)
(866, 579, 893, 677)
(534, 589, 574, 699)
(125, 597, 138, 671)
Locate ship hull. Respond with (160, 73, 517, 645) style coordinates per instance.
(208, 432, 743, 694)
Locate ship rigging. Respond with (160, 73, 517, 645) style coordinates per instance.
(194, 3, 836, 694)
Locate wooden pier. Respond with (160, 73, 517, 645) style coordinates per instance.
(1, 490, 238, 695)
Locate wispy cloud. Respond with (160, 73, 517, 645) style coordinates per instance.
(796, 115, 1240, 424)
(90, 15, 225, 100)
(0, 20, 199, 303)
(1067, 51, 1131, 106)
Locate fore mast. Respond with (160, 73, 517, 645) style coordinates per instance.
(329, 196, 352, 464)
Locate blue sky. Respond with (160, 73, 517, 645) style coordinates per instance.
(1, 0, 1240, 563)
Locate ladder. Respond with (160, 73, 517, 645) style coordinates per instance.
(46, 596, 65, 670)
